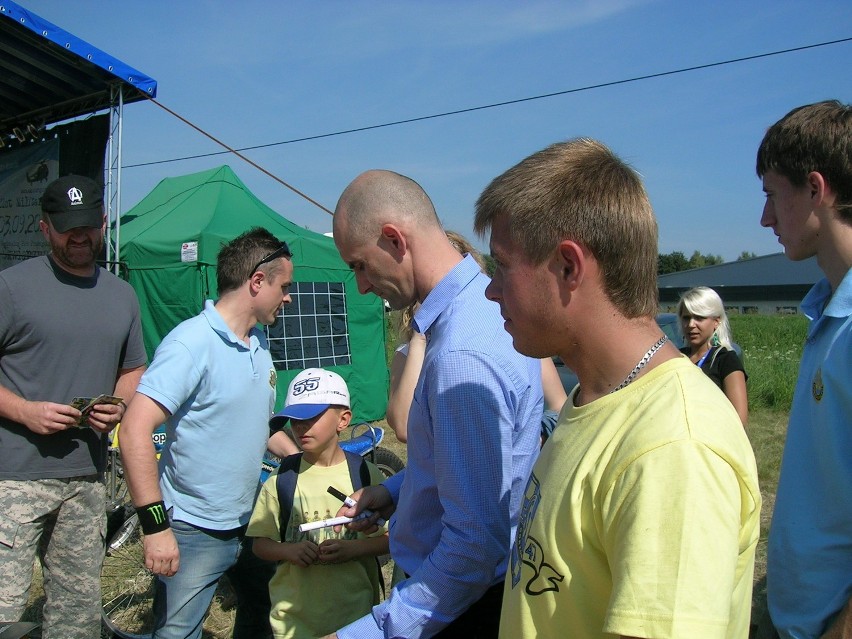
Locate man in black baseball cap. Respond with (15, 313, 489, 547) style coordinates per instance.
(0, 172, 146, 638)
(39, 175, 105, 277)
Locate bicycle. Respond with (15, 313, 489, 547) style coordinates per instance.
(100, 423, 404, 638)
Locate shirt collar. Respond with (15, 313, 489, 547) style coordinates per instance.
(202, 299, 257, 350)
(802, 265, 852, 321)
(413, 254, 481, 335)
(45, 254, 99, 287)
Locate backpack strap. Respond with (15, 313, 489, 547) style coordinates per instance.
(344, 449, 372, 491)
(275, 453, 303, 534)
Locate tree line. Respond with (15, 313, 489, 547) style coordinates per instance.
(658, 250, 759, 274)
(481, 250, 760, 277)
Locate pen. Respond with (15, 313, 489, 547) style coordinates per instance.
(298, 512, 373, 533)
(327, 485, 357, 508)
(326, 485, 386, 527)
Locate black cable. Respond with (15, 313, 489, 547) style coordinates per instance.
(147, 97, 333, 214)
(126, 36, 852, 170)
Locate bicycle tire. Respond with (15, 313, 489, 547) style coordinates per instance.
(101, 514, 155, 639)
(373, 447, 405, 479)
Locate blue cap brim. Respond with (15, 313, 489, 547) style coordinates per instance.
(269, 403, 330, 429)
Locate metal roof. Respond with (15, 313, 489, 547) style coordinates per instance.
(0, 1, 156, 139)
(657, 252, 823, 289)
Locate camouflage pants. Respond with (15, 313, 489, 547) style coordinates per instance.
(0, 477, 106, 639)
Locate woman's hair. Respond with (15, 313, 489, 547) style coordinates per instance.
(676, 286, 733, 349)
(396, 303, 417, 345)
(445, 229, 487, 271)
(395, 230, 486, 342)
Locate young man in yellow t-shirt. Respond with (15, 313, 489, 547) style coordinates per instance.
(247, 368, 388, 638)
(474, 138, 761, 639)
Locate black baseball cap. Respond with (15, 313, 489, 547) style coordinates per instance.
(41, 175, 104, 233)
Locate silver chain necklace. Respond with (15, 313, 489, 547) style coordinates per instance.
(610, 335, 669, 393)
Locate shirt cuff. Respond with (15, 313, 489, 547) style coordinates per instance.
(382, 469, 405, 502)
(337, 611, 383, 639)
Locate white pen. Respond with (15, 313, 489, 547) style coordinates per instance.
(327, 485, 387, 527)
(298, 512, 373, 533)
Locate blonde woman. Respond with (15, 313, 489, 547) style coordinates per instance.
(676, 286, 748, 425)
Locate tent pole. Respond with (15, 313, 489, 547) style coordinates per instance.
(106, 85, 124, 276)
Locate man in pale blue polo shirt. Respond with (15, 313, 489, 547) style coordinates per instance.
(756, 100, 852, 639)
(119, 227, 295, 639)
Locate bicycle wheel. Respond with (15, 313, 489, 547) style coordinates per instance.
(373, 447, 405, 478)
(101, 514, 155, 639)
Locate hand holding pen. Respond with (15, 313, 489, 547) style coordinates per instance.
(298, 510, 380, 533)
(327, 485, 393, 533)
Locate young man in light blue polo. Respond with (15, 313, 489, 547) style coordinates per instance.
(119, 227, 294, 639)
(757, 100, 852, 639)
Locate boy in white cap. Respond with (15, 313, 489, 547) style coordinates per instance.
(247, 368, 389, 639)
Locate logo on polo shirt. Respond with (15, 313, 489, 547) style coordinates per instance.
(812, 367, 824, 402)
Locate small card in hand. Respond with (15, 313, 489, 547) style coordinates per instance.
(69, 394, 123, 426)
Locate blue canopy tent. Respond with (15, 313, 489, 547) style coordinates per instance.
(0, 1, 157, 268)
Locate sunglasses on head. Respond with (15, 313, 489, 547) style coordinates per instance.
(251, 242, 292, 276)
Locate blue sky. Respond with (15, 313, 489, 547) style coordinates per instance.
(23, 0, 852, 261)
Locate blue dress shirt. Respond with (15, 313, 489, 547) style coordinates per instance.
(339, 255, 543, 639)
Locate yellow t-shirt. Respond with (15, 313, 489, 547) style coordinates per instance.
(247, 457, 387, 639)
(500, 357, 761, 639)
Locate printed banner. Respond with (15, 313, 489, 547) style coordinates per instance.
(0, 139, 59, 270)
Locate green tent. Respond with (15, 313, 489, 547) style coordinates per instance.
(118, 165, 387, 421)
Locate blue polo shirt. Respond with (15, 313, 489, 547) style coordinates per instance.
(137, 300, 276, 530)
(768, 267, 852, 638)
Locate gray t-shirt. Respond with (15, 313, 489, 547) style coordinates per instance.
(0, 255, 146, 479)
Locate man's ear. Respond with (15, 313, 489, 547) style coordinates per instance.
(248, 269, 266, 293)
(807, 171, 835, 207)
(556, 240, 585, 289)
(379, 224, 407, 257)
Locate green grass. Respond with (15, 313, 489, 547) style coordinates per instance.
(745, 408, 788, 623)
(730, 314, 807, 411)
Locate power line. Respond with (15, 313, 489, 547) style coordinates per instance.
(129, 35, 851, 214)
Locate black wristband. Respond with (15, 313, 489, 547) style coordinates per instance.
(136, 501, 170, 534)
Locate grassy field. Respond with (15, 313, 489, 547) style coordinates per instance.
(730, 313, 807, 411)
(727, 314, 805, 616)
(22, 315, 803, 637)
